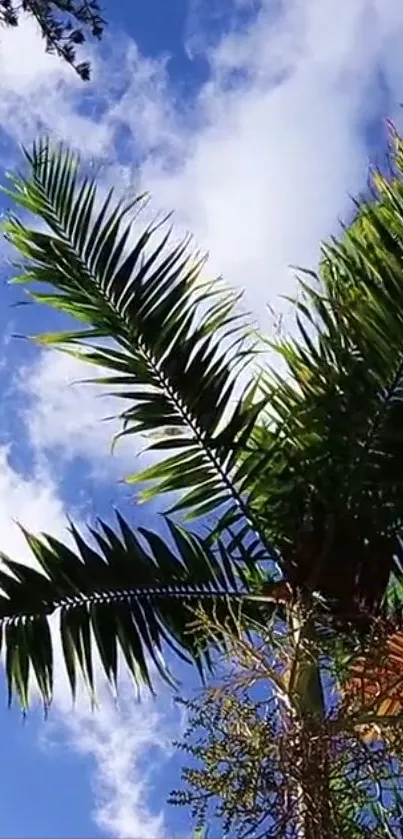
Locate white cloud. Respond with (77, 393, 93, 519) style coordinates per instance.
(17, 350, 138, 476)
(46, 678, 174, 839)
(137, 0, 403, 323)
(0, 15, 112, 154)
(0, 444, 67, 556)
(0, 14, 70, 92)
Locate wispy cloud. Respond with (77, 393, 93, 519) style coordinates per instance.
(138, 0, 403, 318)
(45, 678, 176, 839)
(0, 16, 112, 154)
(16, 351, 138, 476)
(0, 445, 68, 555)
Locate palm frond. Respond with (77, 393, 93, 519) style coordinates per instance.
(3, 139, 275, 561)
(340, 626, 403, 747)
(0, 511, 265, 709)
(234, 132, 403, 619)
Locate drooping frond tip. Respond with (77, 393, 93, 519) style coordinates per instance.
(0, 512, 270, 709)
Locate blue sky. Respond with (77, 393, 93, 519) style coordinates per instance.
(0, 0, 403, 836)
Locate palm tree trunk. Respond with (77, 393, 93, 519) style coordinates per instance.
(290, 622, 332, 838)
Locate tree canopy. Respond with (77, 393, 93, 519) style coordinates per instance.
(0, 0, 105, 79)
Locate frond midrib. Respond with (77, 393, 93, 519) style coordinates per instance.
(1, 583, 245, 624)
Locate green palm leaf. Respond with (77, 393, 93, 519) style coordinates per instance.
(0, 512, 263, 709)
(3, 139, 274, 559)
(240, 142, 403, 617)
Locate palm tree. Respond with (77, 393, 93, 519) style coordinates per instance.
(3, 131, 403, 835)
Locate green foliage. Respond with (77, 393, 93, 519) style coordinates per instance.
(170, 618, 403, 839)
(4, 140, 271, 540)
(0, 0, 105, 79)
(0, 138, 285, 708)
(3, 129, 403, 716)
(0, 512, 272, 708)
(240, 132, 403, 618)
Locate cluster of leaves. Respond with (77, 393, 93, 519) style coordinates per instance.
(170, 610, 403, 839)
(170, 690, 287, 838)
(245, 131, 403, 619)
(0, 516, 271, 709)
(0, 0, 105, 79)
